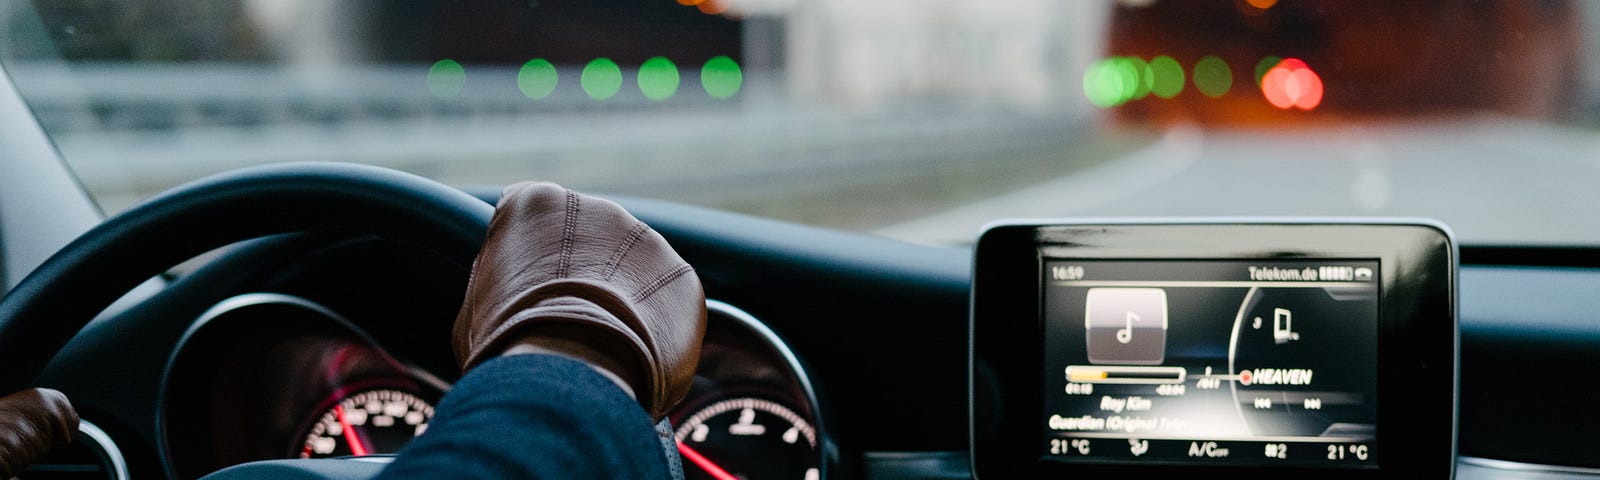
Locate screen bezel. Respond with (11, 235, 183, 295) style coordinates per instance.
(970, 221, 1457, 480)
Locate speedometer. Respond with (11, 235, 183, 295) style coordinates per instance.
(299, 389, 434, 458)
(673, 397, 820, 480)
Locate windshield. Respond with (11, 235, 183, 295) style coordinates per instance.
(0, 1, 1594, 246)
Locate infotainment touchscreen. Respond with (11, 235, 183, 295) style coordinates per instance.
(969, 221, 1456, 480)
(1041, 260, 1379, 467)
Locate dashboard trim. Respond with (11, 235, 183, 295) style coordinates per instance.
(1459, 456, 1600, 476)
(78, 419, 130, 480)
(178, 293, 374, 350)
(703, 299, 832, 479)
(705, 299, 822, 424)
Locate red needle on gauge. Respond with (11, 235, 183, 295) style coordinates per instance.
(334, 405, 370, 456)
(676, 442, 737, 480)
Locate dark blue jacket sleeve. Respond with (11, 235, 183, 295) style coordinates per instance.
(374, 354, 674, 480)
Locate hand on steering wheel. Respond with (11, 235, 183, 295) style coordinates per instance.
(454, 182, 706, 421)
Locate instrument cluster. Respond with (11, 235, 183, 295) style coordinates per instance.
(159, 294, 828, 480)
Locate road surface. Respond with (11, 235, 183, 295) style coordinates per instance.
(874, 117, 1600, 246)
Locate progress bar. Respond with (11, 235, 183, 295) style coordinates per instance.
(1065, 365, 1187, 384)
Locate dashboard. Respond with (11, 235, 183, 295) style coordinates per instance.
(10, 192, 1600, 480)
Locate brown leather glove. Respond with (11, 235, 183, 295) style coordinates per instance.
(453, 182, 706, 420)
(0, 388, 78, 479)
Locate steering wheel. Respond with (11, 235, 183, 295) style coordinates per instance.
(0, 162, 494, 480)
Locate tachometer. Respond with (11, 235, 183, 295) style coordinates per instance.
(673, 397, 820, 480)
(299, 389, 434, 458)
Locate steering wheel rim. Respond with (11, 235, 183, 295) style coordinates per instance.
(0, 162, 493, 393)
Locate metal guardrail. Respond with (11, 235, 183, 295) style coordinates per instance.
(4, 62, 1095, 233)
(8, 63, 756, 133)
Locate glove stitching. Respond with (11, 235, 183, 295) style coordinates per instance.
(632, 263, 695, 303)
(558, 188, 580, 278)
(602, 222, 650, 281)
(456, 247, 490, 359)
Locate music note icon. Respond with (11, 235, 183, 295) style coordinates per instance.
(1116, 311, 1139, 344)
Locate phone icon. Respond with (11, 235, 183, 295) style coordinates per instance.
(1273, 308, 1300, 344)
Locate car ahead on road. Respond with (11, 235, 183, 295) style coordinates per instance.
(0, 1, 1596, 480)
